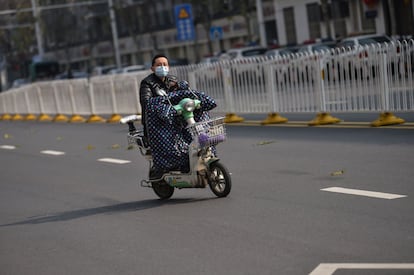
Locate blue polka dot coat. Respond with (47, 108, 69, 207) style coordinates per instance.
(147, 89, 217, 172)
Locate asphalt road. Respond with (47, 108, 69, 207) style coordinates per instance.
(1, 121, 413, 275)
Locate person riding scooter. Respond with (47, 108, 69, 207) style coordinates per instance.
(140, 54, 217, 179)
(121, 87, 230, 200)
(139, 54, 173, 144)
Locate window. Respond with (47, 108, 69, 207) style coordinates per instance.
(307, 3, 321, 39)
(265, 20, 278, 45)
(283, 7, 297, 45)
(359, 1, 376, 33)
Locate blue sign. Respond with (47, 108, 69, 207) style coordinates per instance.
(174, 4, 195, 41)
(210, 26, 223, 41)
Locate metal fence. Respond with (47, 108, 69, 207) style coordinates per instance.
(1, 39, 413, 125)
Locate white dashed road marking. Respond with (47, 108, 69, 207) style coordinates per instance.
(40, 150, 66, 156)
(309, 263, 414, 275)
(321, 187, 406, 199)
(97, 158, 131, 164)
(3, 146, 132, 164)
(0, 145, 16, 150)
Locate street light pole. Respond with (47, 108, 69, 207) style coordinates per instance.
(30, 0, 44, 59)
(107, 0, 121, 69)
(256, 0, 267, 47)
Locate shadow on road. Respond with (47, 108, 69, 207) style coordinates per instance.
(0, 197, 216, 227)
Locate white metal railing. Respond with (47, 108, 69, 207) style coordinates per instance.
(1, 40, 413, 122)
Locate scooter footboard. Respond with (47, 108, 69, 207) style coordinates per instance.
(164, 171, 207, 188)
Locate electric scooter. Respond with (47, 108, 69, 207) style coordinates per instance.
(120, 97, 231, 200)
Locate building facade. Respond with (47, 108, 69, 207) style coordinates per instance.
(2, 0, 413, 81)
(274, 0, 414, 46)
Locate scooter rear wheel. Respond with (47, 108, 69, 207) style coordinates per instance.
(208, 162, 231, 197)
(152, 181, 174, 200)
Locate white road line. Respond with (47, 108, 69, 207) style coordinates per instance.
(321, 187, 406, 199)
(0, 145, 16, 150)
(97, 158, 131, 164)
(309, 263, 414, 275)
(40, 150, 66, 156)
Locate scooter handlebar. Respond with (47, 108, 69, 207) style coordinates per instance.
(120, 114, 142, 124)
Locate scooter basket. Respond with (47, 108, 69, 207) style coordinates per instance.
(187, 117, 226, 148)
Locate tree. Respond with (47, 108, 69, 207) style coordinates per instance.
(0, 0, 36, 80)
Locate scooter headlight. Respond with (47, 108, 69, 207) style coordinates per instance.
(184, 100, 195, 112)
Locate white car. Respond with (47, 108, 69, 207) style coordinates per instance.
(297, 41, 336, 54)
(92, 65, 117, 76)
(198, 56, 220, 64)
(11, 78, 29, 88)
(336, 34, 395, 80)
(108, 65, 147, 74)
(108, 68, 123, 74)
(265, 47, 297, 57)
(121, 65, 147, 73)
(220, 46, 267, 60)
(337, 34, 393, 49)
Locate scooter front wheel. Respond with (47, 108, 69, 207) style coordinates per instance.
(152, 181, 174, 200)
(208, 162, 231, 197)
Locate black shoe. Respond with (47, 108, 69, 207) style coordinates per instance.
(150, 168, 166, 180)
(179, 163, 190, 173)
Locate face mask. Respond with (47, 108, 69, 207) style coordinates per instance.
(155, 66, 169, 77)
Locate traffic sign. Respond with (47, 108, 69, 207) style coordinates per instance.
(209, 26, 223, 41)
(174, 4, 195, 41)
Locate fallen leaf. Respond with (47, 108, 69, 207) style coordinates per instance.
(56, 136, 63, 141)
(4, 133, 12, 139)
(111, 144, 121, 149)
(127, 145, 135, 150)
(330, 170, 345, 176)
(87, 145, 95, 150)
(256, 140, 276, 146)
